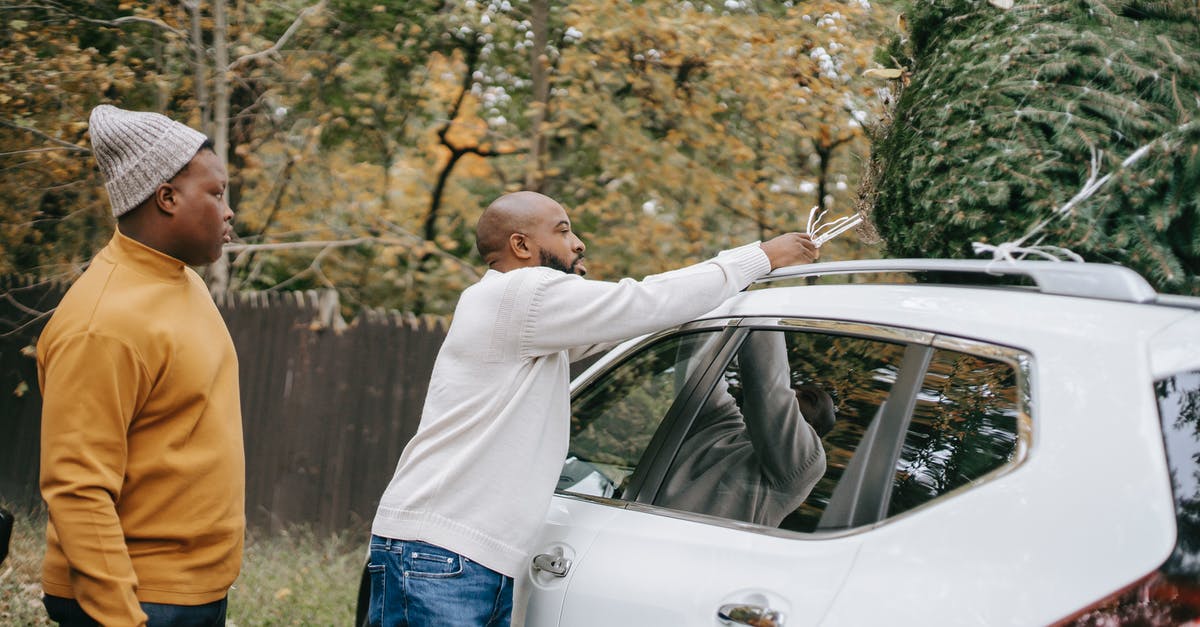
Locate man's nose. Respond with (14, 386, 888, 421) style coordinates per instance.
(573, 235, 586, 253)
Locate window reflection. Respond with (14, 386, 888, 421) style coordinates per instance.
(889, 351, 1020, 517)
(562, 331, 723, 500)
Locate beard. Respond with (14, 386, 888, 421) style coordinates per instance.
(540, 249, 585, 276)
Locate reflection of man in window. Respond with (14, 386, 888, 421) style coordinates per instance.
(659, 331, 835, 527)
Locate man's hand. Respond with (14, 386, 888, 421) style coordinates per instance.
(760, 233, 820, 270)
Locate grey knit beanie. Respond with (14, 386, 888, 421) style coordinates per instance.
(88, 104, 208, 217)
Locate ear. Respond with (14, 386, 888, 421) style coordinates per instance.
(509, 232, 534, 261)
(153, 183, 179, 216)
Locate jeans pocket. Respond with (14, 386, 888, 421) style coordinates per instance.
(407, 550, 463, 578)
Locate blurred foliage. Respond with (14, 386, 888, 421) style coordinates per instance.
(865, 0, 1200, 295)
(1, 0, 893, 315)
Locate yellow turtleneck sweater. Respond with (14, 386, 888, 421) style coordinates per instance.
(37, 230, 244, 626)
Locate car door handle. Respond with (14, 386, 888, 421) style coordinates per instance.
(531, 551, 571, 577)
(718, 603, 785, 627)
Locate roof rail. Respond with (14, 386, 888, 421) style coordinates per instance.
(755, 259, 1159, 303)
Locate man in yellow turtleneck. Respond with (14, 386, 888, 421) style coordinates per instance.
(37, 105, 243, 627)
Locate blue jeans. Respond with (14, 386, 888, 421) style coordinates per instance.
(43, 594, 227, 626)
(367, 535, 513, 627)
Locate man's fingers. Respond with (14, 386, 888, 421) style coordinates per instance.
(762, 232, 822, 269)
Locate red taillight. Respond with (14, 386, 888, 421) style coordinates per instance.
(1052, 572, 1200, 626)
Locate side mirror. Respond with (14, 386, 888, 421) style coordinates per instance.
(0, 508, 12, 565)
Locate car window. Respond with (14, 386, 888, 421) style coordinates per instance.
(560, 330, 725, 500)
(657, 329, 908, 533)
(1150, 370, 1200, 619)
(565, 323, 1030, 535)
(888, 348, 1022, 517)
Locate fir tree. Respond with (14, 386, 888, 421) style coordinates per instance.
(865, 0, 1200, 294)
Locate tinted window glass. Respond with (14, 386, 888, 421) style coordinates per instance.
(656, 329, 907, 533)
(889, 349, 1021, 517)
(1152, 370, 1200, 619)
(560, 331, 724, 500)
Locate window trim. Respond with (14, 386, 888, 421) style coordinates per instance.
(931, 334, 1034, 468)
(568, 319, 737, 394)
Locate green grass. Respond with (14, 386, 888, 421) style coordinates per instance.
(1, 506, 51, 626)
(1, 505, 365, 626)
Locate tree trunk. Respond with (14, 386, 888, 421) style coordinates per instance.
(815, 143, 830, 213)
(208, 0, 232, 296)
(213, 0, 230, 165)
(188, 0, 211, 134)
(524, 0, 550, 191)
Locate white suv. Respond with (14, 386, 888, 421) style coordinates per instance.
(521, 259, 1200, 627)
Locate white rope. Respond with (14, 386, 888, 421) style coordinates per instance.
(971, 122, 1196, 266)
(805, 206, 864, 248)
(971, 241, 1085, 264)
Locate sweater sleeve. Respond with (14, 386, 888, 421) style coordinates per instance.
(38, 331, 150, 627)
(737, 331, 826, 488)
(521, 242, 772, 357)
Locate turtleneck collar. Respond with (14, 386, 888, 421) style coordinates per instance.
(102, 229, 188, 283)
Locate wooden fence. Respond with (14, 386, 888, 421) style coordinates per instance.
(0, 276, 449, 533)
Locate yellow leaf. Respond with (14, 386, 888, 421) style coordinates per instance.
(862, 68, 905, 79)
(274, 587, 292, 600)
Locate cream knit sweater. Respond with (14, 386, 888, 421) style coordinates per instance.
(371, 243, 772, 577)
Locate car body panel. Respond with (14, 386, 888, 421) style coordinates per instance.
(822, 349, 1176, 624)
(526, 496, 862, 627)
(1148, 312, 1200, 378)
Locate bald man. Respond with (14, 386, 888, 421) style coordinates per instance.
(366, 191, 819, 627)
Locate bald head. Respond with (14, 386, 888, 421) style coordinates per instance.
(476, 191, 556, 261)
(476, 191, 587, 275)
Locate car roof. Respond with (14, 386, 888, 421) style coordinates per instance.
(573, 259, 1200, 388)
(756, 258, 1193, 305)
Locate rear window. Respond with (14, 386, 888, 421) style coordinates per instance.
(1154, 370, 1200, 618)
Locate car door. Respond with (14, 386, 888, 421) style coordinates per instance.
(523, 319, 938, 627)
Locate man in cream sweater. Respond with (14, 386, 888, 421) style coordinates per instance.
(368, 191, 819, 626)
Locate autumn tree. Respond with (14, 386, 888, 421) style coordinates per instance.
(3, 0, 896, 317)
(0, 0, 327, 286)
(542, 0, 890, 281)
